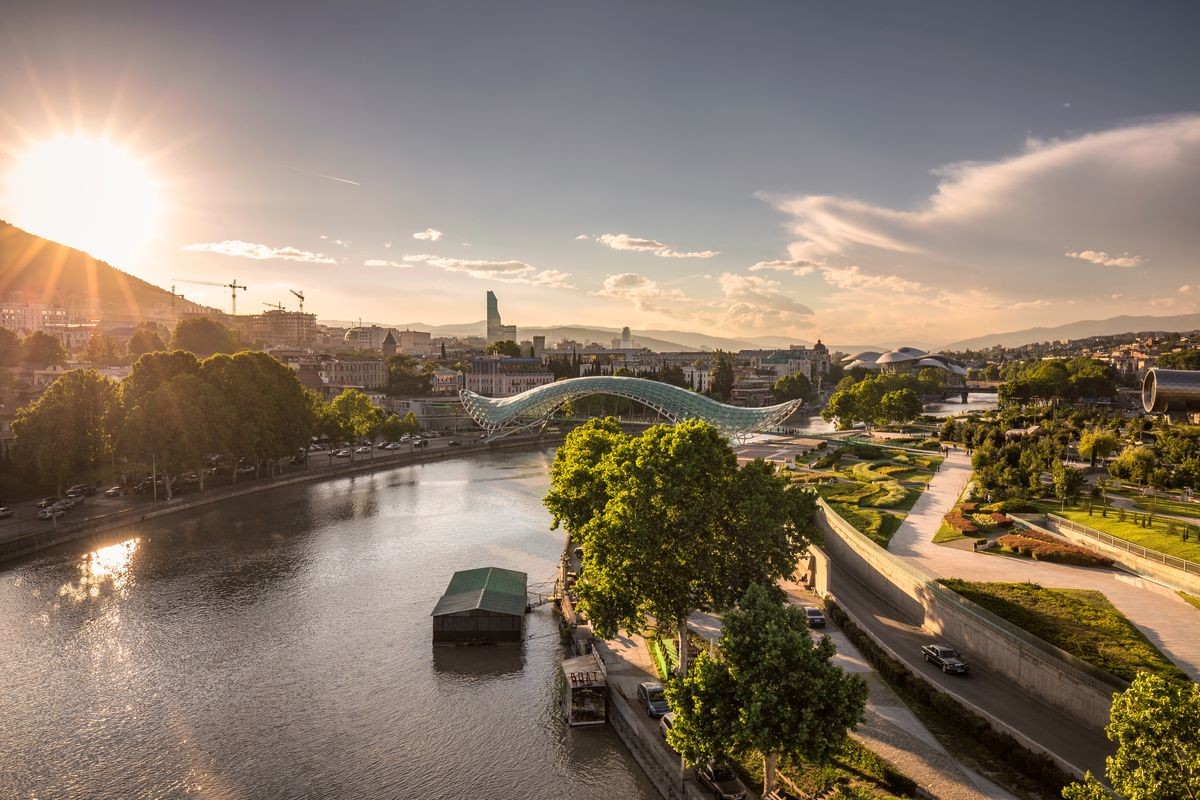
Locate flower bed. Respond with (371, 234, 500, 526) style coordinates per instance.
(943, 510, 979, 535)
(996, 533, 1114, 568)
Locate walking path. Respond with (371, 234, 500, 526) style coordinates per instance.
(888, 450, 1200, 681)
(690, 595, 1017, 800)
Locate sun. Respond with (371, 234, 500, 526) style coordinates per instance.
(4, 134, 163, 266)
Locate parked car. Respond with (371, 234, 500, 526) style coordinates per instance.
(236, 465, 256, 475)
(0, 506, 12, 519)
(354, 445, 372, 454)
(57, 495, 80, 508)
(803, 606, 826, 628)
(37, 497, 59, 509)
(658, 711, 675, 740)
(67, 483, 97, 496)
(921, 643, 969, 674)
(697, 761, 748, 800)
(38, 507, 64, 520)
(104, 485, 127, 497)
(333, 449, 352, 459)
(636, 681, 669, 717)
(447, 439, 461, 447)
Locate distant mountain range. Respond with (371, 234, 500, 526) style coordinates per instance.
(0, 220, 215, 320)
(941, 313, 1200, 351)
(322, 318, 882, 354)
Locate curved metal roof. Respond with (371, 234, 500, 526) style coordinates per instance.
(843, 351, 882, 363)
(460, 376, 801, 440)
(876, 350, 923, 364)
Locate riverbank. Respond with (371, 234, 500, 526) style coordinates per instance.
(0, 434, 563, 565)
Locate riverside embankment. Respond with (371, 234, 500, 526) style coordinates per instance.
(0, 434, 562, 564)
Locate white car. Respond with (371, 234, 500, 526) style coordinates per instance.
(0, 506, 12, 519)
(38, 507, 64, 520)
(354, 445, 372, 454)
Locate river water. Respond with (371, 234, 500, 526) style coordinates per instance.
(0, 450, 658, 800)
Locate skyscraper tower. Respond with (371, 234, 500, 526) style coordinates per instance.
(486, 290, 516, 345)
(621, 326, 632, 349)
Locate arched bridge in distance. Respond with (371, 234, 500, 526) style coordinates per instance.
(459, 376, 802, 442)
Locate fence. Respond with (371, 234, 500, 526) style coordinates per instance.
(1046, 513, 1200, 578)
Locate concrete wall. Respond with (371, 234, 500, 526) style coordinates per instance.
(1018, 514, 1200, 596)
(814, 500, 1123, 730)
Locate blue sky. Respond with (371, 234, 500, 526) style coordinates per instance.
(2, 1, 1199, 346)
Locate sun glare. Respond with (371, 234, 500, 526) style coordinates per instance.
(4, 135, 163, 266)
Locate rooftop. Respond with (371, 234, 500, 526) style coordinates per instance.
(431, 566, 528, 617)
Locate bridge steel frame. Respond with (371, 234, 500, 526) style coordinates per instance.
(460, 376, 801, 442)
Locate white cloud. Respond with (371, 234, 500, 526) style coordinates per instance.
(580, 232, 719, 259)
(593, 272, 692, 316)
(593, 271, 812, 331)
(412, 228, 444, 241)
(717, 273, 813, 328)
(181, 240, 336, 264)
(384, 241, 393, 248)
(574, 234, 591, 240)
(1065, 249, 1144, 267)
(403, 253, 571, 287)
(1180, 285, 1195, 294)
(364, 259, 412, 268)
(749, 258, 817, 276)
(770, 116, 1200, 303)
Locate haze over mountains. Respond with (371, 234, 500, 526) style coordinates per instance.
(941, 314, 1200, 351)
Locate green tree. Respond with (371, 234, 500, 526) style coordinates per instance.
(122, 373, 224, 496)
(399, 410, 420, 434)
(386, 354, 434, 396)
(710, 351, 734, 402)
(1052, 462, 1086, 511)
(327, 389, 379, 456)
(173, 317, 240, 357)
(879, 388, 923, 425)
(1063, 672, 1200, 800)
(83, 334, 121, 366)
(1109, 445, 1158, 486)
(12, 369, 119, 493)
(556, 420, 817, 674)
(21, 331, 67, 366)
(485, 340, 522, 357)
(1078, 429, 1119, 467)
(544, 417, 627, 535)
(668, 586, 868, 795)
(128, 327, 166, 356)
(773, 373, 814, 404)
(1157, 349, 1200, 371)
(0, 326, 22, 366)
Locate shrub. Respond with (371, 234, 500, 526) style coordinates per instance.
(997, 534, 1114, 567)
(980, 499, 1038, 514)
(961, 501, 979, 513)
(990, 512, 1012, 527)
(851, 443, 885, 459)
(943, 510, 979, 534)
(917, 438, 942, 451)
(862, 481, 910, 508)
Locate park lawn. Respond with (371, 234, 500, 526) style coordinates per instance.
(831, 503, 903, 547)
(1032, 501, 1200, 564)
(734, 736, 917, 800)
(817, 480, 880, 504)
(1131, 497, 1200, 520)
(933, 520, 969, 544)
(939, 579, 1188, 684)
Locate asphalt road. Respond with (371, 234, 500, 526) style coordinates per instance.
(829, 570, 1113, 778)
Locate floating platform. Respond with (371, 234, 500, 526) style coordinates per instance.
(431, 566, 527, 645)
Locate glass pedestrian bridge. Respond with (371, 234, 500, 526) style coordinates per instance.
(460, 376, 802, 441)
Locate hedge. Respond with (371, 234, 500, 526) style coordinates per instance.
(997, 533, 1114, 568)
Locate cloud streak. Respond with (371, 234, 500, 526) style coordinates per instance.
(579, 232, 719, 259)
(412, 228, 444, 241)
(181, 240, 336, 264)
(1065, 249, 1145, 268)
(403, 253, 571, 287)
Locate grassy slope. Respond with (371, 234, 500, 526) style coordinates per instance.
(940, 579, 1188, 683)
(1033, 501, 1200, 564)
(1131, 497, 1200, 519)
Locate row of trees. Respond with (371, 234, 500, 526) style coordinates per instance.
(997, 358, 1117, 405)
(0, 317, 242, 370)
(822, 373, 924, 429)
(11, 349, 416, 496)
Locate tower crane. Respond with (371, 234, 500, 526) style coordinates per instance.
(290, 289, 305, 313)
(263, 302, 285, 311)
(172, 278, 248, 315)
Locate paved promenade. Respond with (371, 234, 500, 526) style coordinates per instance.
(888, 449, 1200, 682)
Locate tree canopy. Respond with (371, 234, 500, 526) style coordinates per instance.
(822, 373, 931, 429)
(173, 317, 240, 357)
(773, 373, 814, 405)
(13, 369, 119, 493)
(1157, 349, 1200, 371)
(710, 351, 734, 402)
(21, 330, 67, 367)
(485, 340, 523, 357)
(0, 326, 23, 366)
(545, 418, 818, 674)
(998, 358, 1117, 405)
(1062, 672, 1200, 800)
(387, 353, 433, 396)
(128, 327, 167, 356)
(666, 585, 868, 795)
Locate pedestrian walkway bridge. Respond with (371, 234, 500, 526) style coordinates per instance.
(460, 376, 801, 441)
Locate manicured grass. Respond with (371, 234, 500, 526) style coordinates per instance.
(1132, 497, 1200, 520)
(933, 520, 970, 544)
(1179, 591, 1200, 612)
(939, 579, 1189, 684)
(832, 503, 902, 547)
(861, 481, 911, 509)
(818, 480, 880, 504)
(1032, 501, 1200, 564)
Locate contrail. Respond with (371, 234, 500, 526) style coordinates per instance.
(285, 165, 361, 186)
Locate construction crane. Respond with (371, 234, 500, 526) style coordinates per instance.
(263, 302, 285, 311)
(290, 289, 305, 313)
(172, 278, 248, 315)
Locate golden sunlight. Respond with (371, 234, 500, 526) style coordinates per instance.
(4, 135, 162, 266)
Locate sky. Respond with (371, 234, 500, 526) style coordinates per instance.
(1, 1, 1199, 348)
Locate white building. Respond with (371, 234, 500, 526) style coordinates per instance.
(465, 356, 553, 397)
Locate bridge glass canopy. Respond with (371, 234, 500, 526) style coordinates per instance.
(460, 376, 801, 440)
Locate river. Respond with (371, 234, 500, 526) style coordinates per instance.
(0, 449, 658, 799)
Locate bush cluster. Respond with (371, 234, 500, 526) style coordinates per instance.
(997, 532, 1113, 568)
(820, 600, 1071, 795)
(980, 499, 1038, 514)
(943, 510, 979, 534)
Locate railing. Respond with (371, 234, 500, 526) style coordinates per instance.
(1046, 513, 1200, 577)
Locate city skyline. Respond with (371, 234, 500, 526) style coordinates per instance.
(2, 2, 1199, 345)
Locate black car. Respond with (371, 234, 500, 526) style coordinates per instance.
(697, 761, 748, 800)
(802, 606, 826, 628)
(636, 681, 669, 717)
(37, 497, 59, 509)
(922, 643, 969, 674)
